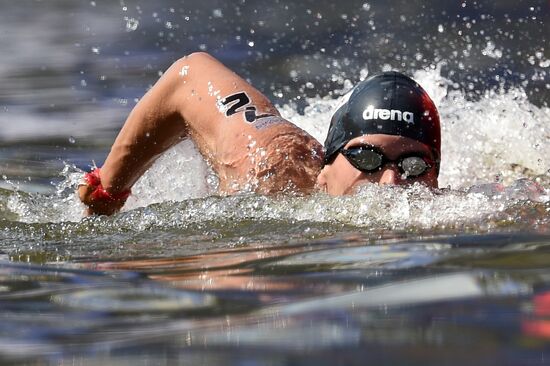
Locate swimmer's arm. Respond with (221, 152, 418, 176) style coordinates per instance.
(100, 77, 187, 193)
(79, 52, 307, 215)
(79, 60, 189, 215)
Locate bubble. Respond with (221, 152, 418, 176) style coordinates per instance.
(438, 24, 444, 33)
(68, 137, 76, 144)
(212, 9, 223, 18)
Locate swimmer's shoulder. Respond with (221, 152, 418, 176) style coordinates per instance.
(254, 120, 323, 194)
(214, 115, 323, 195)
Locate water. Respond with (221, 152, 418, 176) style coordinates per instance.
(1, 0, 550, 364)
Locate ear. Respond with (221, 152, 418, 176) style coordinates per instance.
(316, 166, 329, 193)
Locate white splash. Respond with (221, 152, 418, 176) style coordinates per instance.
(414, 65, 549, 188)
(124, 140, 216, 211)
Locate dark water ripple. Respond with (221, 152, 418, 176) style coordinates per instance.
(0, 232, 549, 365)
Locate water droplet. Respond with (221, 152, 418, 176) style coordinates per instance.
(179, 65, 190, 77)
(124, 17, 139, 32)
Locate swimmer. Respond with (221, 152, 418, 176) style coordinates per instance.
(78, 52, 440, 215)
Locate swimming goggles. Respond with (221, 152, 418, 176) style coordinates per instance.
(340, 146, 432, 178)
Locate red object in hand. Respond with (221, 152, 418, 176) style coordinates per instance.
(84, 168, 131, 202)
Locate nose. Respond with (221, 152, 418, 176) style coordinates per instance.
(378, 165, 399, 185)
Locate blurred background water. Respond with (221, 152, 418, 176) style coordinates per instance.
(0, 0, 549, 365)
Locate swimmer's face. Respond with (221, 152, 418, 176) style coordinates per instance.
(316, 134, 439, 195)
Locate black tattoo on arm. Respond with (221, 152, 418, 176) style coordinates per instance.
(221, 92, 274, 123)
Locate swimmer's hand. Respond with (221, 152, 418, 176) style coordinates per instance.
(78, 169, 130, 216)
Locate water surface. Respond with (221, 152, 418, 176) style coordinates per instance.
(0, 0, 549, 364)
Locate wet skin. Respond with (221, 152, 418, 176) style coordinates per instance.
(316, 134, 439, 195)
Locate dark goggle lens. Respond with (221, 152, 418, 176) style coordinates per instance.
(343, 147, 431, 177)
(345, 148, 383, 171)
(399, 156, 429, 177)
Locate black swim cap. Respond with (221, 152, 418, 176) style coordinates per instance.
(323, 71, 441, 165)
